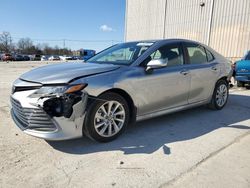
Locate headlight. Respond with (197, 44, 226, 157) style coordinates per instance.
(29, 84, 87, 97)
(35, 86, 67, 95)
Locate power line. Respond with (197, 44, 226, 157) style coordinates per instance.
(11, 37, 62, 42)
(11, 36, 122, 43)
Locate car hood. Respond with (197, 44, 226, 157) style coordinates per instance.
(236, 60, 250, 72)
(20, 62, 120, 84)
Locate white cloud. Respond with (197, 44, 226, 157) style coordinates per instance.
(100, 24, 115, 32)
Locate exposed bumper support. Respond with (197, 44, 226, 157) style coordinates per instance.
(11, 90, 88, 140)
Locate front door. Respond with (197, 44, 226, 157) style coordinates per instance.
(131, 43, 191, 116)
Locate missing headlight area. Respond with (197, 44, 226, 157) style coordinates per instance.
(42, 93, 83, 118)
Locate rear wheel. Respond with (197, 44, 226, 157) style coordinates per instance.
(237, 81, 245, 87)
(83, 92, 129, 142)
(208, 80, 229, 110)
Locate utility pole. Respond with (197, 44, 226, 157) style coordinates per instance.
(207, 0, 215, 46)
(163, 0, 167, 39)
(63, 39, 65, 49)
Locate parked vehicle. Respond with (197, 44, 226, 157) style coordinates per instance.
(22, 55, 30, 61)
(60, 55, 73, 61)
(29, 54, 41, 61)
(235, 50, 250, 87)
(14, 54, 24, 61)
(82, 49, 95, 61)
(48, 55, 60, 61)
(2, 53, 14, 61)
(41, 55, 49, 61)
(72, 56, 81, 60)
(34, 54, 41, 61)
(10, 39, 232, 142)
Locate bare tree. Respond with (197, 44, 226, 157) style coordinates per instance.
(36, 43, 48, 51)
(17, 38, 33, 53)
(43, 45, 53, 55)
(0, 31, 73, 55)
(0, 31, 12, 53)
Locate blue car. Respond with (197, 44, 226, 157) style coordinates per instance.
(235, 50, 250, 87)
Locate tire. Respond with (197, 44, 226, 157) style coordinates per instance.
(83, 92, 130, 142)
(208, 79, 229, 110)
(237, 81, 245, 87)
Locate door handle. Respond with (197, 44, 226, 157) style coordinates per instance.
(211, 66, 218, 71)
(180, 70, 189, 75)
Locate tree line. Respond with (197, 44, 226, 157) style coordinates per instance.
(0, 31, 72, 55)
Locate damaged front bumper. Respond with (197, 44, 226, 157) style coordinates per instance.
(10, 86, 88, 141)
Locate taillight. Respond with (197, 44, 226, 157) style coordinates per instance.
(231, 63, 236, 70)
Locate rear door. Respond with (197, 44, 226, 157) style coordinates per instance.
(183, 42, 219, 103)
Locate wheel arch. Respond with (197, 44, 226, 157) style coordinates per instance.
(212, 76, 229, 94)
(207, 76, 229, 110)
(98, 88, 137, 124)
(218, 76, 229, 85)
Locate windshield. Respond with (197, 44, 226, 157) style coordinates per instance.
(87, 42, 154, 65)
(244, 51, 250, 60)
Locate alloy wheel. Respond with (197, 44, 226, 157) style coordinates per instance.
(215, 84, 228, 107)
(94, 101, 125, 137)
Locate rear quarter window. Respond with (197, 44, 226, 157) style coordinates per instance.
(206, 49, 215, 62)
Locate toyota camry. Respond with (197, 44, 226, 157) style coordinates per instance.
(10, 39, 232, 142)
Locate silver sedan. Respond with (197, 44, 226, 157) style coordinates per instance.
(10, 39, 232, 142)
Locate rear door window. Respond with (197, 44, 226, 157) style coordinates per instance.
(185, 44, 207, 64)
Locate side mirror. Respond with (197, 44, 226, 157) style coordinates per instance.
(146, 59, 168, 71)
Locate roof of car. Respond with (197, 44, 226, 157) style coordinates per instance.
(125, 38, 200, 44)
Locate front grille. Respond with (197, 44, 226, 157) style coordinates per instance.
(13, 86, 41, 93)
(11, 97, 57, 132)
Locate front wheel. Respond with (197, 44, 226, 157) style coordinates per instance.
(208, 80, 229, 110)
(83, 92, 130, 142)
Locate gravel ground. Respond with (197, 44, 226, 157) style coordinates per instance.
(0, 61, 249, 188)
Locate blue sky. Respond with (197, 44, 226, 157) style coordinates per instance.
(0, 0, 125, 51)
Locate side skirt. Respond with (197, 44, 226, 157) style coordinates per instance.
(136, 100, 209, 122)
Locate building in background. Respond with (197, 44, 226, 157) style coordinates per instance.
(72, 49, 96, 61)
(125, 0, 250, 61)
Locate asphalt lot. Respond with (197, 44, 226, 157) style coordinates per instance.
(0, 61, 250, 188)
